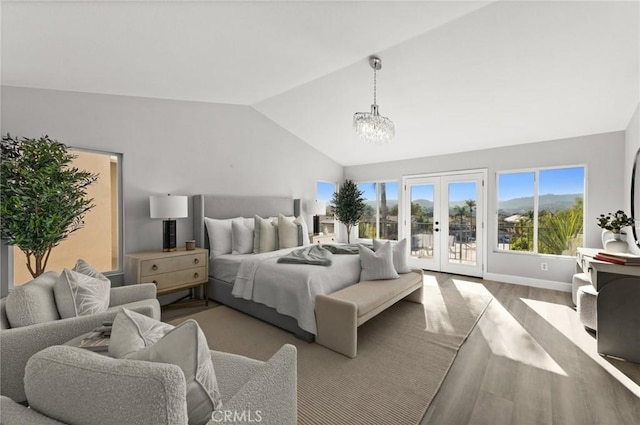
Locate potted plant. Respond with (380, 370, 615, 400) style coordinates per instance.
(0, 134, 98, 278)
(597, 210, 634, 252)
(331, 179, 365, 244)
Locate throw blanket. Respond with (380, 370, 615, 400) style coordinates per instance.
(323, 243, 372, 255)
(277, 245, 333, 266)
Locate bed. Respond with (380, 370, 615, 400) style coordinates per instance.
(193, 195, 361, 341)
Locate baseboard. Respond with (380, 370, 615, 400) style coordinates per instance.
(484, 272, 571, 293)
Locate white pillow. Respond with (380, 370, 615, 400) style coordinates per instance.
(123, 318, 222, 424)
(204, 217, 242, 258)
(372, 238, 411, 274)
(73, 259, 111, 282)
(359, 242, 399, 281)
(254, 215, 278, 253)
(53, 268, 111, 319)
(278, 214, 299, 249)
(232, 220, 254, 254)
(294, 215, 311, 246)
(108, 308, 175, 358)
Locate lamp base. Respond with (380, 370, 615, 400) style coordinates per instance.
(162, 220, 177, 252)
(313, 215, 320, 235)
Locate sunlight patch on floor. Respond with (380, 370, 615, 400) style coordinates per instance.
(521, 297, 640, 397)
(476, 297, 567, 376)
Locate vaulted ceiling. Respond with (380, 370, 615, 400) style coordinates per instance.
(2, 1, 638, 166)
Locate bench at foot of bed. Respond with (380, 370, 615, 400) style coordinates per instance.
(314, 268, 424, 358)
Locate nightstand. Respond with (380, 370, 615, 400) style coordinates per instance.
(310, 234, 336, 244)
(124, 247, 208, 307)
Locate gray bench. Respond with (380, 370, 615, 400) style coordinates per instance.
(315, 269, 424, 358)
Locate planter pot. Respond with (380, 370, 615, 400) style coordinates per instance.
(602, 230, 628, 253)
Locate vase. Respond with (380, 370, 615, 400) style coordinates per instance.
(601, 230, 628, 253)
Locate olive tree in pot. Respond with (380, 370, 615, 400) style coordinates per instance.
(331, 179, 365, 243)
(1, 134, 98, 278)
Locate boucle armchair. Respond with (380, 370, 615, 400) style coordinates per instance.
(0, 281, 160, 403)
(0, 344, 297, 425)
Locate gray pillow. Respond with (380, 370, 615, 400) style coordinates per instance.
(372, 238, 411, 274)
(359, 242, 399, 281)
(72, 259, 110, 282)
(125, 319, 222, 424)
(109, 308, 175, 358)
(5, 271, 60, 328)
(54, 268, 111, 319)
(231, 220, 254, 255)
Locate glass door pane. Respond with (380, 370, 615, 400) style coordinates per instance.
(410, 184, 435, 260)
(447, 181, 477, 266)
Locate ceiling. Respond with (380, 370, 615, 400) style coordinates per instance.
(2, 1, 639, 166)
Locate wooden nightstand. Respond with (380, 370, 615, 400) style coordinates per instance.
(310, 234, 336, 244)
(124, 247, 208, 307)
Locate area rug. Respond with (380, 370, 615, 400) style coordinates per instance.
(171, 284, 493, 425)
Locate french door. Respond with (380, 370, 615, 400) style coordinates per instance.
(403, 171, 485, 277)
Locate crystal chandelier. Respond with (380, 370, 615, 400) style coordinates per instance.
(353, 56, 394, 144)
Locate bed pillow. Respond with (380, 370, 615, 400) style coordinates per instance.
(123, 318, 222, 424)
(359, 242, 399, 281)
(278, 214, 300, 249)
(204, 217, 243, 258)
(372, 238, 411, 274)
(53, 268, 111, 319)
(232, 220, 254, 254)
(294, 215, 311, 246)
(254, 215, 278, 253)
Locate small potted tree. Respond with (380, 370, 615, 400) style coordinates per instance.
(1, 134, 98, 278)
(331, 179, 365, 244)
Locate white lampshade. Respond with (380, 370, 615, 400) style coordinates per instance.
(150, 195, 188, 219)
(314, 201, 327, 216)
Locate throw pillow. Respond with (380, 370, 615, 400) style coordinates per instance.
(54, 268, 111, 319)
(254, 215, 278, 253)
(5, 271, 60, 328)
(125, 319, 222, 424)
(72, 259, 110, 282)
(359, 242, 399, 281)
(372, 238, 411, 274)
(108, 308, 175, 358)
(278, 214, 299, 249)
(231, 220, 254, 254)
(204, 217, 243, 258)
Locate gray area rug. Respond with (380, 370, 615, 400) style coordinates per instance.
(172, 283, 493, 424)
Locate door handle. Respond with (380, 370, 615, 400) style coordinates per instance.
(435, 228, 440, 232)
(435, 221, 439, 225)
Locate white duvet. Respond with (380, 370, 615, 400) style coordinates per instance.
(231, 248, 361, 334)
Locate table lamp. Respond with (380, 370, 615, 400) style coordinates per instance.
(313, 201, 327, 235)
(150, 194, 188, 252)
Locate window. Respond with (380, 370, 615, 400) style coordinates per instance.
(316, 181, 336, 235)
(497, 166, 584, 256)
(12, 149, 122, 285)
(357, 181, 399, 240)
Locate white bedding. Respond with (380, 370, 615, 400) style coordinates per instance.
(210, 253, 252, 284)
(231, 248, 361, 334)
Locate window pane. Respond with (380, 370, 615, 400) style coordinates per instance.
(410, 184, 435, 259)
(497, 172, 534, 252)
(538, 167, 584, 255)
(378, 182, 398, 240)
(448, 181, 477, 264)
(316, 181, 336, 234)
(358, 183, 377, 239)
(13, 150, 121, 285)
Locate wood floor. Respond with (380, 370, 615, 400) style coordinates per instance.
(160, 273, 640, 425)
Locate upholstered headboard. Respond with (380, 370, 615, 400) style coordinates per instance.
(193, 195, 300, 250)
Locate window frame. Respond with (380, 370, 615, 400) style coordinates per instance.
(495, 164, 586, 257)
(316, 180, 337, 235)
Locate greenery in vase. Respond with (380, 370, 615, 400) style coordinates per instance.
(0, 134, 98, 278)
(596, 210, 634, 234)
(331, 179, 365, 244)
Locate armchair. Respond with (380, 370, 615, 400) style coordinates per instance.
(0, 283, 160, 403)
(0, 344, 297, 425)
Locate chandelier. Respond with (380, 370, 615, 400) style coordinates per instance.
(353, 56, 394, 144)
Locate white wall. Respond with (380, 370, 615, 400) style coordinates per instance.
(624, 104, 640, 253)
(345, 132, 626, 289)
(1, 86, 343, 283)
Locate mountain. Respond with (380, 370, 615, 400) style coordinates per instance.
(498, 194, 582, 214)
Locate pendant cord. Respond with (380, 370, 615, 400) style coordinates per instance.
(373, 67, 377, 105)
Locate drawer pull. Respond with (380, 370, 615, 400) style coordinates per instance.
(152, 264, 158, 271)
(194, 258, 200, 265)
(193, 272, 199, 279)
(152, 280, 158, 285)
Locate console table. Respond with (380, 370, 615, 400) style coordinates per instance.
(576, 248, 640, 363)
